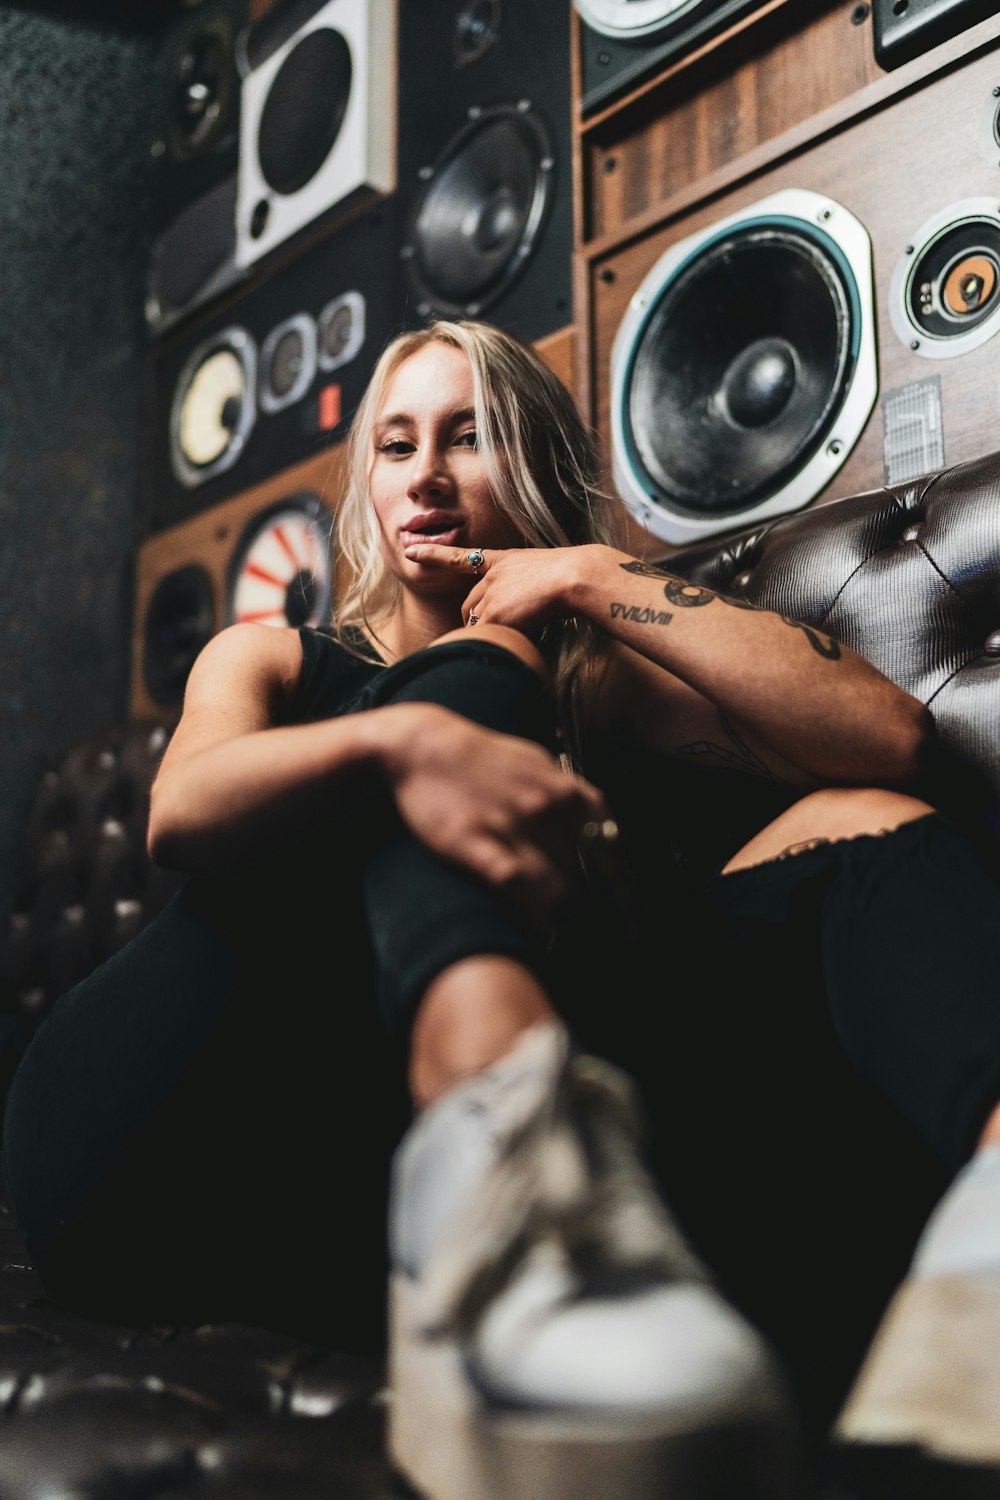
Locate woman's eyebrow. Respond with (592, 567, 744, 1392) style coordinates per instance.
(373, 406, 476, 435)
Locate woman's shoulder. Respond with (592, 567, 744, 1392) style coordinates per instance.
(294, 624, 383, 722)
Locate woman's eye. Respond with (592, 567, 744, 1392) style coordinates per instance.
(455, 429, 478, 448)
(377, 439, 413, 456)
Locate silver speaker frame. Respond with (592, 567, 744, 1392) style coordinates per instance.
(169, 325, 258, 490)
(610, 187, 878, 545)
(889, 197, 1000, 360)
(258, 312, 317, 414)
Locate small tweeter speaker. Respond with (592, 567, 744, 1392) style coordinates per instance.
(610, 189, 878, 545)
(890, 198, 1000, 357)
(235, 0, 397, 270)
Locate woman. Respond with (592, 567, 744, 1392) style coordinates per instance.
(3, 319, 998, 1499)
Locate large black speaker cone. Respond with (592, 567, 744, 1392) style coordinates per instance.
(404, 105, 554, 316)
(144, 565, 215, 706)
(257, 28, 352, 196)
(625, 227, 854, 517)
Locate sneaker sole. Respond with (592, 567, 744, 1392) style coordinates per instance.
(387, 1272, 799, 1500)
(834, 1269, 1000, 1467)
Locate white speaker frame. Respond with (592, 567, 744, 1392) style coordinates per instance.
(574, 0, 705, 39)
(235, 0, 396, 271)
(610, 188, 879, 545)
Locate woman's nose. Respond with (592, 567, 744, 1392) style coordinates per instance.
(408, 446, 452, 498)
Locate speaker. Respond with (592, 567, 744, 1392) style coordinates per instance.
(146, 0, 252, 337)
(234, 0, 396, 271)
(611, 190, 877, 544)
(395, 0, 573, 342)
(144, 194, 402, 535)
(574, 0, 768, 116)
(132, 446, 347, 720)
(590, 26, 1000, 548)
(873, 0, 1000, 70)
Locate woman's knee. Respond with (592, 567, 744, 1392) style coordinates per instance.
(723, 786, 937, 875)
(430, 624, 551, 685)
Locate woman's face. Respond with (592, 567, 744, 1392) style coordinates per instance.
(368, 340, 525, 591)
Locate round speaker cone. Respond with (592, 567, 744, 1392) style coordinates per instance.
(626, 226, 853, 516)
(257, 28, 352, 197)
(408, 108, 553, 314)
(143, 565, 215, 706)
(908, 221, 1000, 337)
(226, 501, 332, 629)
(322, 304, 353, 361)
(267, 327, 306, 400)
(453, 0, 502, 63)
(178, 348, 248, 469)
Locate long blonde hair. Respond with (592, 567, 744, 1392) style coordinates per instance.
(333, 319, 627, 762)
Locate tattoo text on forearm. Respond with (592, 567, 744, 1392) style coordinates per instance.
(617, 562, 842, 659)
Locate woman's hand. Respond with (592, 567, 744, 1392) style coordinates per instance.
(379, 702, 612, 925)
(403, 541, 592, 633)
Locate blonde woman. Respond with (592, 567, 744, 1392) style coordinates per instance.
(5, 320, 994, 1499)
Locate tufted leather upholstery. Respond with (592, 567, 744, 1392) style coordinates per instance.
(2, 449, 1000, 1496)
(664, 449, 1000, 819)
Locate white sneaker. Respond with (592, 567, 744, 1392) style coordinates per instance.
(387, 1022, 800, 1500)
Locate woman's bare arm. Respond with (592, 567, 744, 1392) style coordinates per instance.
(403, 542, 936, 788)
(147, 623, 609, 915)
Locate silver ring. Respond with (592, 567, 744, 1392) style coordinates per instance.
(467, 549, 485, 574)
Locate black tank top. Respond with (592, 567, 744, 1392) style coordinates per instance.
(293, 626, 384, 722)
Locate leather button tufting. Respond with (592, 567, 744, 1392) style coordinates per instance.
(985, 631, 1000, 656)
(734, 571, 753, 589)
(902, 524, 924, 542)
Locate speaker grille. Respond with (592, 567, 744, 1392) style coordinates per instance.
(403, 104, 555, 317)
(626, 226, 854, 517)
(257, 27, 352, 196)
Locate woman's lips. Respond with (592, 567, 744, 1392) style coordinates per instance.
(400, 523, 464, 549)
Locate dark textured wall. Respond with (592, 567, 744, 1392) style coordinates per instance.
(0, 4, 159, 921)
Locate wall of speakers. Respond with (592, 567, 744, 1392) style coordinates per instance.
(395, 0, 573, 343)
(132, 445, 348, 720)
(588, 25, 1000, 548)
(143, 194, 401, 535)
(574, 0, 769, 116)
(235, 0, 396, 270)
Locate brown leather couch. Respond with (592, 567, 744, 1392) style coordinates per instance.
(3, 449, 1000, 1497)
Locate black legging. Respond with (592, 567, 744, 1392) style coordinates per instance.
(1, 640, 561, 1346)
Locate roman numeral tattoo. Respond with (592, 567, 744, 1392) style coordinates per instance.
(617, 561, 842, 658)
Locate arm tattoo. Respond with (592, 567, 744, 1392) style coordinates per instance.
(780, 617, 841, 660)
(620, 560, 715, 607)
(674, 710, 784, 783)
(609, 601, 673, 626)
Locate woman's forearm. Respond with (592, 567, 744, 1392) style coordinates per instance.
(566, 546, 935, 786)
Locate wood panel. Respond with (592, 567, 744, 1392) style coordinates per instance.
(586, 36, 1000, 556)
(583, 0, 882, 244)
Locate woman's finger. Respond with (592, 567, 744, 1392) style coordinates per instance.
(403, 542, 492, 574)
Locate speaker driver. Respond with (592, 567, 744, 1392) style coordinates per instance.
(143, 564, 215, 708)
(170, 326, 257, 488)
(890, 200, 1000, 358)
(611, 190, 877, 544)
(224, 496, 333, 628)
(402, 103, 554, 318)
(575, 0, 710, 39)
(257, 28, 351, 197)
(258, 312, 317, 414)
(317, 290, 365, 371)
(169, 21, 234, 159)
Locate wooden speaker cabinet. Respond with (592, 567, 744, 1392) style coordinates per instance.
(571, 0, 1000, 552)
(131, 444, 349, 721)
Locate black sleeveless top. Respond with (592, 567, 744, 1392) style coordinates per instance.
(292, 626, 385, 723)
